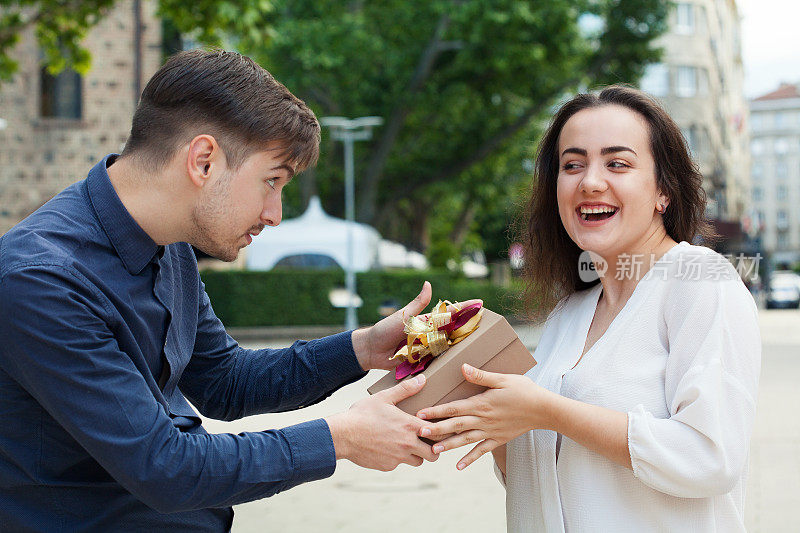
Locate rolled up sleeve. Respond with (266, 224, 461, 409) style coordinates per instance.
(627, 275, 760, 498)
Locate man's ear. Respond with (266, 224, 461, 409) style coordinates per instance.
(186, 134, 223, 189)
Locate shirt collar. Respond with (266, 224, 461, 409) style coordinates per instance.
(87, 154, 162, 275)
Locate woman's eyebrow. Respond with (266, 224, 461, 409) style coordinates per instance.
(561, 147, 587, 157)
(600, 145, 637, 156)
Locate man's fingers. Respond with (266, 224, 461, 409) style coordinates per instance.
(404, 454, 424, 467)
(462, 364, 504, 388)
(456, 439, 498, 470)
(411, 439, 440, 462)
(379, 374, 426, 405)
(399, 281, 432, 318)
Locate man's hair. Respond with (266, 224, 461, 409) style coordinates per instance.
(121, 49, 320, 172)
(516, 84, 714, 321)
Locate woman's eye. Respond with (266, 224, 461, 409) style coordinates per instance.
(562, 162, 581, 171)
(608, 160, 630, 169)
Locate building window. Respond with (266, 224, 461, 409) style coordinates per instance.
(774, 138, 790, 154)
(776, 158, 788, 179)
(751, 162, 763, 180)
(675, 3, 695, 34)
(751, 139, 764, 155)
(778, 231, 789, 249)
(775, 112, 788, 129)
(777, 185, 788, 201)
(676, 66, 697, 97)
(777, 210, 789, 229)
(640, 64, 669, 97)
(40, 67, 82, 120)
(751, 113, 763, 131)
(753, 187, 763, 201)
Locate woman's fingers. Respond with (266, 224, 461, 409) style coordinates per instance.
(419, 415, 481, 439)
(456, 439, 499, 470)
(417, 397, 476, 421)
(430, 429, 485, 454)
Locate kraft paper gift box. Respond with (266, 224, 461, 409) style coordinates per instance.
(367, 308, 536, 415)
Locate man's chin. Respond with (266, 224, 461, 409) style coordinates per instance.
(194, 244, 240, 263)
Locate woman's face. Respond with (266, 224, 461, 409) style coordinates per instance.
(556, 104, 667, 260)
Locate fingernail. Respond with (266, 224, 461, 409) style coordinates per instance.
(433, 445, 444, 453)
(463, 364, 474, 376)
(420, 428, 431, 437)
(417, 412, 427, 420)
(457, 462, 466, 470)
(416, 374, 426, 385)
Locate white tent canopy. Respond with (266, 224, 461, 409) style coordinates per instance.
(246, 196, 387, 272)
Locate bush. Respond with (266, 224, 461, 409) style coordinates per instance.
(200, 268, 522, 327)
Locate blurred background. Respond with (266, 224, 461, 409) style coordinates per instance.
(0, 0, 798, 531)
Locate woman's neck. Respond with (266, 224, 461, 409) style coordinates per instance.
(595, 233, 679, 309)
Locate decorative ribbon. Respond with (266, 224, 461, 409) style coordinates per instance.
(391, 300, 484, 380)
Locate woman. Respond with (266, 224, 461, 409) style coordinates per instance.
(416, 86, 760, 531)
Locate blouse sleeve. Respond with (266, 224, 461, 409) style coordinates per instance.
(627, 272, 761, 498)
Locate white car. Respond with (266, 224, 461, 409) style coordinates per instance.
(767, 271, 800, 309)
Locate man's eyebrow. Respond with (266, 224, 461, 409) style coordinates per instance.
(561, 147, 587, 157)
(600, 145, 637, 156)
(270, 164, 296, 179)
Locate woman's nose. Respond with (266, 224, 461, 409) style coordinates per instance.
(579, 163, 607, 194)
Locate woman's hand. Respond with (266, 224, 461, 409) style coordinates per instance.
(416, 363, 558, 470)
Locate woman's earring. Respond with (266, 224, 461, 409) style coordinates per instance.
(656, 203, 667, 214)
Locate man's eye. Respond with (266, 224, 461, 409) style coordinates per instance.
(266, 179, 277, 189)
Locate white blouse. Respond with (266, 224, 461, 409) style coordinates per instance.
(500, 242, 761, 532)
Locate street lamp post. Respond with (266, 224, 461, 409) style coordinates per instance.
(320, 116, 383, 331)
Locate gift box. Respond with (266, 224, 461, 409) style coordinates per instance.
(367, 308, 536, 415)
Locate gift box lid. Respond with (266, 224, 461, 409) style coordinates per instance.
(368, 308, 520, 398)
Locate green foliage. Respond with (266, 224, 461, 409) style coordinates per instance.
(0, 0, 668, 262)
(0, 0, 115, 79)
(200, 268, 521, 327)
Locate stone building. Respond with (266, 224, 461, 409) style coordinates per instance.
(639, 0, 749, 224)
(749, 83, 800, 265)
(0, 0, 162, 234)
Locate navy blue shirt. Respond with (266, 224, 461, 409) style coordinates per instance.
(0, 155, 366, 531)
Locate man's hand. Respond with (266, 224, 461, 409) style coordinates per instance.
(351, 281, 432, 371)
(325, 375, 438, 471)
(351, 281, 483, 371)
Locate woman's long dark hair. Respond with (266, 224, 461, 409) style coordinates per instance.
(518, 85, 714, 321)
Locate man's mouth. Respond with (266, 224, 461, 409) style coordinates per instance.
(577, 205, 619, 222)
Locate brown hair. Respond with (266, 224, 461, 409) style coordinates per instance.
(518, 85, 713, 320)
(121, 48, 320, 172)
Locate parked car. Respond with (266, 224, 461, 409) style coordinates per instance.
(766, 271, 800, 309)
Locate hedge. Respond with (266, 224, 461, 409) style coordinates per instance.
(200, 268, 523, 327)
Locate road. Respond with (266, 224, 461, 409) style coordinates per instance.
(201, 309, 799, 532)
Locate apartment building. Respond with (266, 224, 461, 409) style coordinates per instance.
(639, 0, 749, 224)
(749, 84, 800, 264)
(0, 0, 161, 234)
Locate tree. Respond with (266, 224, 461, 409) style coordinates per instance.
(240, 0, 668, 263)
(0, 0, 668, 264)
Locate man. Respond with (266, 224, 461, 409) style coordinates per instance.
(0, 49, 439, 531)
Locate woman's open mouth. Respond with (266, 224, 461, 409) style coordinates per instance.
(577, 205, 619, 224)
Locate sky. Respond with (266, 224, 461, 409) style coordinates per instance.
(739, 0, 800, 98)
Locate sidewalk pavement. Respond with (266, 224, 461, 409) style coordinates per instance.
(202, 310, 798, 532)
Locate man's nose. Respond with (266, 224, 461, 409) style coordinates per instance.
(261, 195, 282, 226)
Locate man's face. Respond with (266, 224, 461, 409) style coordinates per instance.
(190, 149, 294, 262)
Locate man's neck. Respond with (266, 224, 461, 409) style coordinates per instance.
(106, 156, 189, 246)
